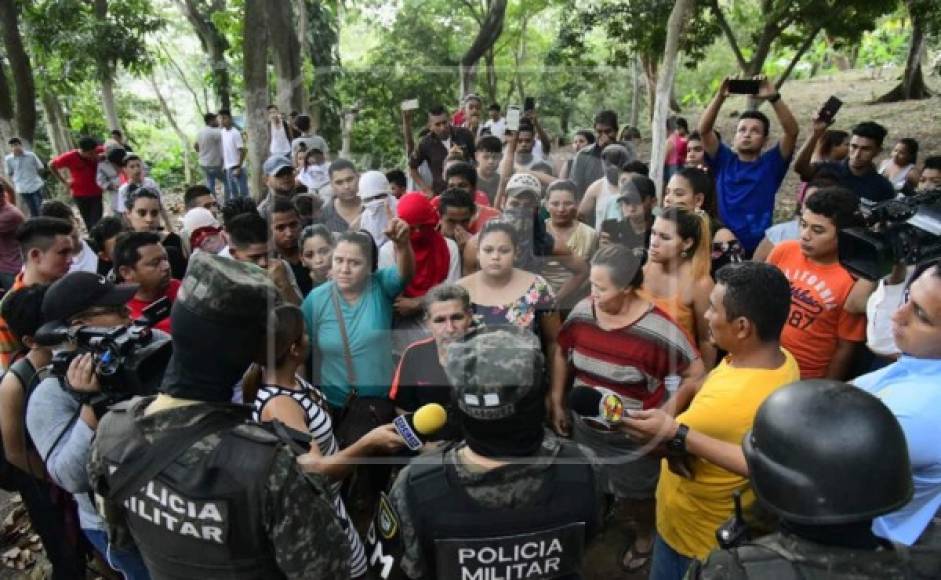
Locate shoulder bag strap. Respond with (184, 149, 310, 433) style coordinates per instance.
(331, 286, 358, 389)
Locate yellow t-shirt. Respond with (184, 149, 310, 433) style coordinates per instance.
(655, 349, 800, 559)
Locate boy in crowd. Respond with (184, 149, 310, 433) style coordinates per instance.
(474, 135, 503, 204)
(767, 187, 866, 379)
(114, 231, 178, 334)
(89, 216, 127, 278)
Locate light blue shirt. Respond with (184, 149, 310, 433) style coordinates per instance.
(4, 151, 44, 193)
(853, 355, 941, 545)
(302, 267, 404, 407)
(764, 218, 799, 246)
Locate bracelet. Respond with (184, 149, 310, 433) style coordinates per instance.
(768, 93, 781, 104)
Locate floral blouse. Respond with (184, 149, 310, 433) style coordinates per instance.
(471, 275, 557, 333)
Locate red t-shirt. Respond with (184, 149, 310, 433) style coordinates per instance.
(127, 278, 181, 334)
(51, 149, 103, 198)
(767, 240, 866, 378)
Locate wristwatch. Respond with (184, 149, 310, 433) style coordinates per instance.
(768, 93, 781, 104)
(666, 423, 690, 456)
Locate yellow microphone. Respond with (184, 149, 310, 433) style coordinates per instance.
(394, 403, 448, 451)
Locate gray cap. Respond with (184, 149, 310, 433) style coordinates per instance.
(177, 252, 280, 328)
(445, 328, 544, 421)
(263, 154, 294, 177)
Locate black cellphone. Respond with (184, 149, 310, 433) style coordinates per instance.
(817, 96, 843, 124)
(727, 78, 760, 95)
(524, 97, 535, 112)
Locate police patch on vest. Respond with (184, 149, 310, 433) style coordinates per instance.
(435, 522, 585, 580)
(125, 479, 229, 544)
(366, 493, 404, 580)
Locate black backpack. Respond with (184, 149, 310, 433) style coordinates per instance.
(0, 357, 42, 491)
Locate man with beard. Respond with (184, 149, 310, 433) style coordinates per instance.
(257, 154, 297, 221)
(409, 105, 476, 195)
(698, 76, 799, 256)
(114, 231, 179, 334)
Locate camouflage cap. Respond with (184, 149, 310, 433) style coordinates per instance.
(176, 252, 280, 328)
(445, 327, 545, 421)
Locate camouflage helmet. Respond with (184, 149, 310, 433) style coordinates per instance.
(176, 251, 280, 329)
(445, 327, 544, 421)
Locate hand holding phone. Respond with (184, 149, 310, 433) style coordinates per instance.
(506, 106, 521, 132)
(817, 96, 843, 125)
(401, 99, 420, 112)
(727, 78, 761, 95)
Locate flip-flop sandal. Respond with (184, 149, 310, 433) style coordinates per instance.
(619, 539, 654, 573)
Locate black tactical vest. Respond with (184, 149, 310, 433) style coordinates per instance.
(406, 443, 599, 580)
(95, 398, 286, 580)
(690, 532, 941, 580)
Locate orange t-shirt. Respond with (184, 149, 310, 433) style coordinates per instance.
(768, 240, 866, 378)
(0, 272, 27, 369)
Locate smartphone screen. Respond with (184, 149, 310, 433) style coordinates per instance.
(506, 106, 521, 132)
(727, 79, 760, 95)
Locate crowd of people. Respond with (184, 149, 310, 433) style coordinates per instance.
(0, 77, 938, 580)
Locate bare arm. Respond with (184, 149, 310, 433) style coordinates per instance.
(752, 237, 775, 263)
(548, 342, 572, 436)
(553, 253, 589, 306)
(771, 98, 799, 159)
(402, 110, 416, 157)
(661, 357, 706, 418)
(577, 181, 599, 223)
(408, 166, 431, 195)
(845, 279, 878, 315)
(493, 132, 518, 210)
(462, 234, 480, 275)
(825, 339, 860, 380)
(698, 77, 729, 158)
(692, 277, 718, 371)
(0, 376, 46, 477)
(794, 117, 829, 180)
(388, 218, 415, 284)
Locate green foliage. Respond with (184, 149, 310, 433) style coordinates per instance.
(305, 0, 343, 147)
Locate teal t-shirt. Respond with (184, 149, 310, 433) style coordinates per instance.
(302, 267, 404, 407)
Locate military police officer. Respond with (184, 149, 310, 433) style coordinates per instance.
(88, 253, 350, 579)
(367, 328, 603, 580)
(689, 379, 941, 579)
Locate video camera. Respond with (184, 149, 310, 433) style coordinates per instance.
(34, 297, 173, 399)
(838, 189, 941, 280)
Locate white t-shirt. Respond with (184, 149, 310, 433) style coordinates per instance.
(270, 122, 291, 156)
(195, 126, 223, 167)
(69, 240, 99, 274)
(377, 237, 461, 282)
(484, 117, 506, 141)
(866, 267, 915, 357)
(221, 127, 245, 169)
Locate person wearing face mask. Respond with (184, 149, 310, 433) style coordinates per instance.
(181, 207, 227, 257)
(550, 244, 704, 573)
(302, 222, 414, 410)
(578, 143, 634, 229)
(354, 171, 399, 248)
(373, 328, 603, 580)
(378, 192, 461, 354)
(699, 76, 800, 256)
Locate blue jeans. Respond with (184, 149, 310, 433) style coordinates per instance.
(201, 165, 227, 199)
(20, 187, 45, 217)
(649, 535, 694, 580)
(83, 528, 151, 580)
(224, 167, 250, 201)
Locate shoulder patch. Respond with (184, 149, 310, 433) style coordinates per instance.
(377, 492, 399, 540)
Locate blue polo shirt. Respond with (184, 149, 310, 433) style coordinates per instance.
(815, 160, 895, 206)
(708, 143, 791, 253)
(853, 355, 941, 545)
(302, 267, 404, 407)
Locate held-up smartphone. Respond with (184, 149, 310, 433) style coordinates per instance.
(400, 98, 419, 112)
(727, 78, 761, 95)
(817, 96, 843, 124)
(524, 97, 535, 112)
(506, 106, 521, 132)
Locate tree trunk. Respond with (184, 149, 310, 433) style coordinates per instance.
(630, 56, 641, 128)
(295, 0, 311, 115)
(40, 89, 73, 156)
(0, 0, 37, 145)
(876, 1, 932, 102)
(93, 0, 121, 132)
(775, 26, 822, 90)
(484, 48, 498, 104)
(149, 75, 192, 184)
(267, 0, 307, 114)
(459, 63, 478, 99)
(0, 58, 14, 157)
(641, 55, 658, 123)
(177, 0, 231, 111)
(649, 0, 694, 201)
(244, 0, 270, 198)
(460, 0, 508, 98)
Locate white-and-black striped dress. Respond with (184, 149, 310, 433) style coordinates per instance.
(252, 378, 367, 577)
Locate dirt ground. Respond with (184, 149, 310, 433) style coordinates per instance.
(1, 67, 937, 579)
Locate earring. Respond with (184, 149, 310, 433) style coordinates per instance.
(681, 250, 689, 258)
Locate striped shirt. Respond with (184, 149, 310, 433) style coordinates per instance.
(252, 378, 366, 577)
(558, 298, 699, 410)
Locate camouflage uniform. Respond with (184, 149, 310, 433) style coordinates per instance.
(88, 400, 351, 579)
(372, 329, 603, 580)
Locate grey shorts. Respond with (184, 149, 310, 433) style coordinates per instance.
(571, 415, 660, 500)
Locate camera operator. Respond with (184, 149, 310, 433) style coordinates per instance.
(851, 263, 941, 547)
(88, 252, 350, 579)
(25, 272, 150, 578)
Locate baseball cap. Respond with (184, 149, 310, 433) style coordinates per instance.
(445, 328, 544, 421)
(263, 155, 294, 177)
(42, 272, 138, 324)
(505, 172, 542, 199)
(182, 208, 223, 249)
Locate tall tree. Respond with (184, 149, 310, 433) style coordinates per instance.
(460, 0, 509, 97)
(267, 0, 307, 114)
(93, 0, 122, 132)
(0, 0, 37, 145)
(650, 0, 694, 199)
(175, 0, 232, 110)
(301, 0, 342, 136)
(244, 0, 270, 197)
(877, 0, 936, 102)
(0, 57, 14, 159)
